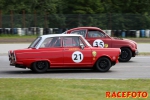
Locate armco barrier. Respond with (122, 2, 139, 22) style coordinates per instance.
(39, 28, 43, 36)
(4, 28, 10, 34)
(121, 31, 125, 37)
(130, 30, 136, 37)
(1, 27, 150, 38)
(111, 30, 116, 37)
(145, 29, 150, 37)
(136, 30, 140, 38)
(43, 28, 49, 35)
(113, 30, 122, 37)
(106, 30, 111, 36)
(10, 28, 17, 34)
(17, 28, 21, 36)
(125, 30, 130, 37)
(140, 30, 145, 37)
(103, 30, 107, 34)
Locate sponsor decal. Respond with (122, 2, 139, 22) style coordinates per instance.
(104, 44, 108, 48)
(92, 51, 97, 57)
(92, 51, 97, 60)
(69, 48, 79, 51)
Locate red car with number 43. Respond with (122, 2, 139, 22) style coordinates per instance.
(8, 34, 120, 73)
(64, 27, 138, 62)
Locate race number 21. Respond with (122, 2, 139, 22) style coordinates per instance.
(72, 51, 84, 63)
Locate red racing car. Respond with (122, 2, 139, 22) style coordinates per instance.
(8, 34, 120, 73)
(63, 27, 138, 62)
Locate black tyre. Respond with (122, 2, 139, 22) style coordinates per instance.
(119, 48, 132, 62)
(32, 61, 49, 73)
(96, 57, 111, 72)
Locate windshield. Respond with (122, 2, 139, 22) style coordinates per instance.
(81, 36, 92, 47)
(28, 37, 41, 48)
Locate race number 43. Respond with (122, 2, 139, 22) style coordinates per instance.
(72, 51, 84, 63)
(93, 39, 104, 48)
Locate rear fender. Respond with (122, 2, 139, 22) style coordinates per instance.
(22, 59, 51, 68)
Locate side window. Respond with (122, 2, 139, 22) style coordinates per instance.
(63, 36, 85, 47)
(88, 30, 105, 38)
(70, 30, 86, 37)
(40, 37, 61, 48)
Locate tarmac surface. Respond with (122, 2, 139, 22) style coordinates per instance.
(0, 55, 149, 79)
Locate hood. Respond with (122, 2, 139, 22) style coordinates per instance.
(123, 38, 137, 44)
(111, 37, 137, 48)
(9, 48, 33, 53)
(111, 37, 123, 40)
(112, 37, 136, 43)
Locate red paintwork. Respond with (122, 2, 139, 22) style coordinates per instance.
(8, 34, 120, 70)
(66, 27, 138, 57)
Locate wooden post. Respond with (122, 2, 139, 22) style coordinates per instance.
(22, 10, 25, 28)
(45, 12, 48, 28)
(0, 10, 2, 28)
(34, 10, 37, 27)
(11, 10, 13, 28)
(109, 13, 112, 30)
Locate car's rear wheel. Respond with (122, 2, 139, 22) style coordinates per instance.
(119, 48, 132, 62)
(96, 57, 111, 72)
(32, 61, 49, 73)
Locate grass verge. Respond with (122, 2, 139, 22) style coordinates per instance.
(138, 52, 150, 56)
(0, 78, 149, 100)
(0, 34, 38, 38)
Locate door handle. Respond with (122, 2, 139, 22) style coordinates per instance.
(64, 49, 68, 51)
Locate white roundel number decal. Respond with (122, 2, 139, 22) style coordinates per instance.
(93, 39, 104, 48)
(72, 51, 84, 63)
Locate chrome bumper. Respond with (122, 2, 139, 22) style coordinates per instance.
(135, 49, 138, 55)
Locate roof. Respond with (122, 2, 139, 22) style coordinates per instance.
(67, 27, 102, 31)
(40, 34, 82, 38)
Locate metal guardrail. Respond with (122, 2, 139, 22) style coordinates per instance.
(0, 27, 150, 38)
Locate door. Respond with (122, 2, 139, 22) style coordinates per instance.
(39, 37, 64, 68)
(63, 36, 92, 68)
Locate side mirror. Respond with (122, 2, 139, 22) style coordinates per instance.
(80, 44, 84, 50)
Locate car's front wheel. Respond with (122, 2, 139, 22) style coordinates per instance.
(32, 61, 49, 73)
(96, 57, 111, 72)
(119, 48, 132, 62)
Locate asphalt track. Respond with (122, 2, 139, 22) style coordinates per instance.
(0, 55, 149, 79)
(0, 43, 150, 79)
